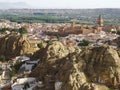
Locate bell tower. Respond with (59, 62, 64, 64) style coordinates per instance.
(71, 21, 75, 29)
(98, 15, 103, 27)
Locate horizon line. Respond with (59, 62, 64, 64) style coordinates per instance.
(1, 8, 120, 10)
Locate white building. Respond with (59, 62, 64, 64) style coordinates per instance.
(12, 77, 37, 90)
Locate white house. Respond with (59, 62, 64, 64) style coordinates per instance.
(12, 77, 36, 90)
(15, 56, 30, 62)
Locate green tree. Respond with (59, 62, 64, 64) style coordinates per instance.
(19, 27, 28, 35)
(10, 67, 16, 77)
(117, 30, 120, 35)
(12, 29, 19, 33)
(46, 40, 53, 45)
(37, 42, 43, 48)
(0, 55, 6, 62)
(78, 39, 90, 46)
(111, 31, 116, 34)
(0, 28, 9, 34)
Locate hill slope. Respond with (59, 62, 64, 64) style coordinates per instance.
(30, 41, 120, 90)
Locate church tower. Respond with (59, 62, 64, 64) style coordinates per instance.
(71, 21, 75, 29)
(98, 15, 103, 27)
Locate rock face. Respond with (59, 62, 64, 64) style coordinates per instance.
(0, 33, 38, 58)
(31, 41, 120, 90)
(55, 52, 87, 90)
(82, 46, 120, 87)
(31, 41, 75, 80)
(43, 41, 75, 60)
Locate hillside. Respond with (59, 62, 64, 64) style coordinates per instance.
(0, 33, 38, 59)
(30, 41, 120, 90)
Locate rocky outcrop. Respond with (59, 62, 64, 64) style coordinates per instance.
(82, 46, 120, 88)
(55, 52, 87, 90)
(43, 41, 75, 60)
(0, 33, 38, 58)
(80, 83, 109, 90)
(30, 42, 120, 90)
(31, 41, 76, 80)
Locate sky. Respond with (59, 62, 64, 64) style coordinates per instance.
(0, 0, 120, 9)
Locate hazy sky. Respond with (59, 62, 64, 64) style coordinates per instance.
(0, 0, 120, 9)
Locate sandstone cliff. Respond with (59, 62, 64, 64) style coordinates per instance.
(30, 41, 120, 90)
(80, 46, 120, 90)
(0, 33, 38, 59)
(31, 41, 75, 79)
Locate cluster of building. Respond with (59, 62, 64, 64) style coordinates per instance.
(44, 15, 120, 36)
(0, 15, 119, 50)
(0, 15, 119, 43)
(0, 55, 42, 90)
(0, 55, 63, 90)
(62, 32, 119, 48)
(0, 15, 120, 90)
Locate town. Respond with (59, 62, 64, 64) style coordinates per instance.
(0, 14, 120, 90)
(0, 15, 119, 47)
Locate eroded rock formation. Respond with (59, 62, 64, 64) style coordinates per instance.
(30, 41, 120, 90)
(81, 46, 120, 88)
(0, 33, 38, 58)
(31, 41, 75, 79)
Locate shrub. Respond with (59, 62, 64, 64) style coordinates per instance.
(19, 27, 28, 35)
(117, 30, 120, 35)
(10, 68, 16, 77)
(78, 39, 90, 46)
(46, 40, 53, 45)
(0, 28, 9, 34)
(0, 55, 6, 62)
(37, 42, 43, 48)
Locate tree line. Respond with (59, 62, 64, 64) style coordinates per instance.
(0, 27, 28, 35)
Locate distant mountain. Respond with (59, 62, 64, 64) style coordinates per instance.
(0, 2, 31, 9)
